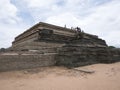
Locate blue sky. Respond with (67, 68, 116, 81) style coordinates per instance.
(0, 0, 120, 48)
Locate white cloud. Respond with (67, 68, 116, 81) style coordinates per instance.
(23, 0, 57, 8)
(0, 0, 21, 24)
(0, 22, 30, 48)
(0, 0, 120, 48)
(0, 0, 30, 48)
(45, 0, 120, 47)
(46, 12, 82, 27)
(81, 0, 120, 46)
(0, 24, 22, 48)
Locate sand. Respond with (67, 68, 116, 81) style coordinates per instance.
(0, 62, 120, 90)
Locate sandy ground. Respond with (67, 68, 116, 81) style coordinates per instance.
(0, 62, 120, 90)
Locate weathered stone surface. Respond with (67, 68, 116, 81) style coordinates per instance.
(0, 53, 56, 72)
(55, 45, 120, 67)
(11, 22, 107, 51)
(0, 22, 120, 71)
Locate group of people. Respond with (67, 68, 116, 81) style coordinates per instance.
(74, 27, 84, 39)
(64, 25, 84, 34)
(76, 27, 82, 33)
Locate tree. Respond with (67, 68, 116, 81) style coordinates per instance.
(0, 48, 6, 52)
(108, 46, 116, 49)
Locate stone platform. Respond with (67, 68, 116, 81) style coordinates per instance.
(0, 22, 120, 71)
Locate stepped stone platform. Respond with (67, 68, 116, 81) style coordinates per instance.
(0, 22, 120, 71)
(56, 45, 120, 67)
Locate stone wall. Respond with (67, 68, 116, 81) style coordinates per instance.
(11, 41, 65, 51)
(13, 22, 76, 47)
(0, 46, 120, 72)
(0, 54, 56, 72)
(55, 45, 120, 67)
(13, 32, 39, 46)
(2, 22, 119, 71)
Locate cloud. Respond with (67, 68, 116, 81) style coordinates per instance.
(0, 0, 31, 48)
(46, 12, 81, 27)
(45, 0, 120, 47)
(23, 0, 57, 8)
(0, 0, 120, 48)
(0, 25, 21, 48)
(81, 0, 120, 46)
(0, 22, 30, 48)
(0, 0, 20, 48)
(0, 0, 21, 24)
